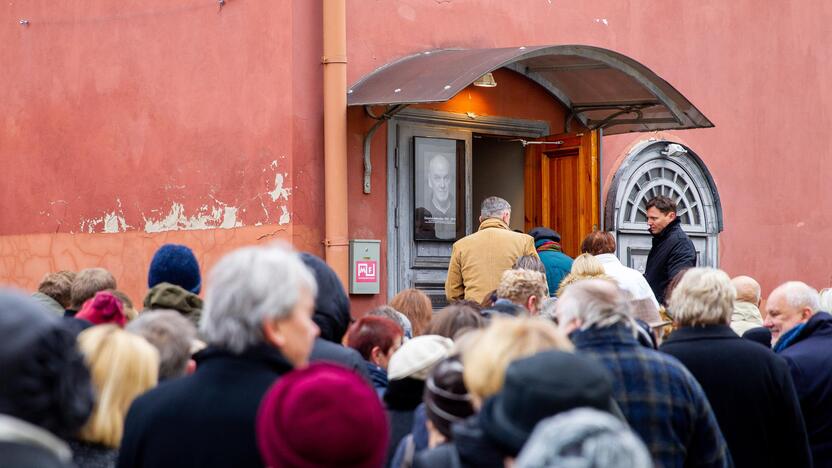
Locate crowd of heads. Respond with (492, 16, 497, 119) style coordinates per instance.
(2, 219, 831, 468)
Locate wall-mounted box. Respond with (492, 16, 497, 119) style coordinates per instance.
(349, 239, 380, 294)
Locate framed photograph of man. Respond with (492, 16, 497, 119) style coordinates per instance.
(413, 137, 464, 241)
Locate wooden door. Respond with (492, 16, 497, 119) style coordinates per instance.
(524, 131, 600, 257)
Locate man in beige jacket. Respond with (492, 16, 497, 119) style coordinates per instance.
(445, 196, 538, 303)
(730, 275, 765, 335)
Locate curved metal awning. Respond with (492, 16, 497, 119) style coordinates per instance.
(348, 45, 713, 135)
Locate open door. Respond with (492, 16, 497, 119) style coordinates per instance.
(524, 131, 600, 257)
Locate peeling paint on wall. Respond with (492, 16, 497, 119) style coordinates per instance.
(268, 172, 291, 202)
(142, 202, 243, 233)
(79, 198, 131, 233)
(80, 212, 130, 233)
(278, 206, 290, 225)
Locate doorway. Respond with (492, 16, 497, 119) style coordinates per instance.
(386, 110, 549, 307)
(472, 136, 525, 232)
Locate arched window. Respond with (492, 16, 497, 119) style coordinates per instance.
(606, 141, 722, 272)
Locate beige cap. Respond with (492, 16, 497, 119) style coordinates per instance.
(388, 335, 454, 381)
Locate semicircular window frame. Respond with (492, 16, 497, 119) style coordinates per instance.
(620, 159, 708, 234)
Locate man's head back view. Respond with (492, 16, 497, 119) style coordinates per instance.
(645, 196, 677, 235)
(70, 268, 117, 311)
(497, 269, 548, 315)
(555, 279, 632, 335)
(480, 196, 511, 225)
(731, 275, 761, 306)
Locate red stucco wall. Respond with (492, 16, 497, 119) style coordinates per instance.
(344, 0, 832, 300)
(2, 0, 831, 310)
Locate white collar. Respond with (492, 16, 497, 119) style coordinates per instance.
(594, 253, 620, 264)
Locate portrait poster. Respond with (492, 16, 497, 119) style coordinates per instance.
(413, 137, 463, 241)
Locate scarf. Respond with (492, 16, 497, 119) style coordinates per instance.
(536, 240, 562, 252)
(774, 322, 807, 352)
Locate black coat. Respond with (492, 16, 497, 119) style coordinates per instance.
(643, 218, 696, 304)
(310, 337, 371, 381)
(777, 312, 832, 467)
(384, 377, 425, 467)
(413, 415, 505, 468)
(660, 325, 812, 468)
(117, 344, 293, 468)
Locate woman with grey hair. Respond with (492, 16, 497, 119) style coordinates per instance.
(119, 243, 320, 468)
(659, 268, 811, 468)
(516, 408, 652, 468)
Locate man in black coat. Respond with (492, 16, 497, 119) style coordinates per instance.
(767, 281, 832, 466)
(301, 253, 370, 381)
(118, 245, 320, 468)
(660, 268, 812, 468)
(643, 195, 697, 304)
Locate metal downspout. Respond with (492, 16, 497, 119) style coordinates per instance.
(322, 0, 349, 286)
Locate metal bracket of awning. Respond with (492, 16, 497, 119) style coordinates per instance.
(511, 139, 565, 147)
(565, 102, 675, 132)
(363, 104, 408, 194)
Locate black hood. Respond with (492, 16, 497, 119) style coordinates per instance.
(300, 253, 351, 343)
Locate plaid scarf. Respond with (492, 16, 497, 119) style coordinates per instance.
(536, 240, 563, 252)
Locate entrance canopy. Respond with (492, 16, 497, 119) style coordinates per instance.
(347, 45, 713, 135)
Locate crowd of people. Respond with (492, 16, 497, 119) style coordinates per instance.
(0, 195, 830, 468)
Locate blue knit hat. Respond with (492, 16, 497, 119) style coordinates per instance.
(148, 244, 201, 294)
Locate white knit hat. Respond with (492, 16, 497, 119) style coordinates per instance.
(387, 335, 454, 381)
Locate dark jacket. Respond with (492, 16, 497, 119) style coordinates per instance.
(299, 253, 352, 343)
(142, 282, 203, 327)
(661, 325, 811, 468)
(390, 404, 429, 468)
(310, 337, 371, 381)
(117, 344, 293, 468)
(776, 312, 832, 467)
(413, 415, 505, 468)
(367, 361, 389, 397)
(385, 378, 426, 467)
(571, 323, 731, 468)
(643, 218, 696, 304)
(69, 439, 118, 468)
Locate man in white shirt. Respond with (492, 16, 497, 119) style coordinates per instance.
(580, 231, 659, 309)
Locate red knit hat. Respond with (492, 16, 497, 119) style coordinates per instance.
(256, 363, 389, 468)
(76, 291, 126, 327)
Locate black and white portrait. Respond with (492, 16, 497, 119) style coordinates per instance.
(414, 137, 458, 241)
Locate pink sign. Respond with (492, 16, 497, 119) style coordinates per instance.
(355, 260, 378, 283)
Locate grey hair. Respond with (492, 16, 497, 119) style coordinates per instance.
(556, 279, 637, 332)
(199, 243, 317, 353)
(480, 196, 511, 219)
(820, 288, 832, 312)
(516, 408, 652, 468)
(538, 296, 559, 323)
(127, 310, 196, 380)
(771, 281, 820, 313)
(670, 268, 735, 327)
(368, 305, 413, 340)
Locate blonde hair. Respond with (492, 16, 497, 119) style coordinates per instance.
(497, 269, 549, 306)
(462, 317, 572, 402)
(556, 254, 609, 296)
(77, 325, 159, 447)
(669, 268, 735, 327)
